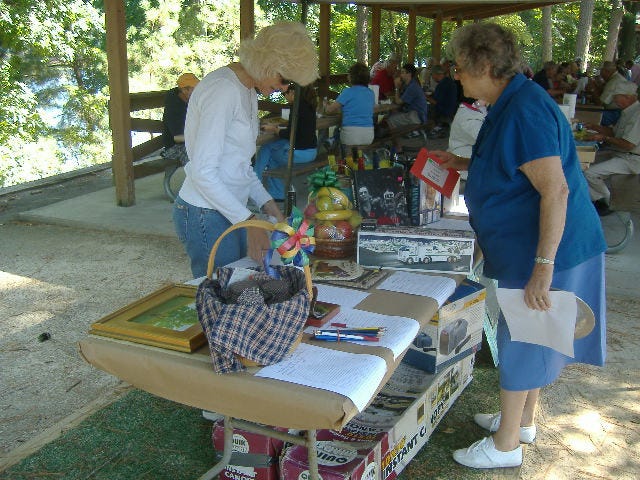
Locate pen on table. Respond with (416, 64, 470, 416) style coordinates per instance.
(330, 323, 386, 331)
(313, 332, 379, 342)
(317, 328, 383, 337)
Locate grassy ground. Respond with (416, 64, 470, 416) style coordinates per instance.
(2, 347, 507, 480)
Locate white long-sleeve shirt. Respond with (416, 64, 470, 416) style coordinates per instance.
(179, 67, 272, 224)
(447, 102, 487, 158)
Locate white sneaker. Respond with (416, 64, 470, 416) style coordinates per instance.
(453, 436, 522, 469)
(474, 412, 536, 444)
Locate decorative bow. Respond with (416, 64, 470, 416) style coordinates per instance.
(307, 168, 339, 195)
(263, 207, 315, 277)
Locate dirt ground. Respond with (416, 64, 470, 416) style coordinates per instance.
(0, 171, 639, 478)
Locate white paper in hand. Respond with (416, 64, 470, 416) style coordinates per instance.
(496, 288, 577, 358)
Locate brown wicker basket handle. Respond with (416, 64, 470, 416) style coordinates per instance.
(206, 219, 313, 297)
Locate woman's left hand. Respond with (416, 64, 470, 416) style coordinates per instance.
(523, 264, 554, 310)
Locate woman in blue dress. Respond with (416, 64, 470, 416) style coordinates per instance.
(432, 22, 607, 469)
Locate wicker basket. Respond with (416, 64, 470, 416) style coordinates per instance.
(314, 236, 357, 259)
(206, 219, 312, 367)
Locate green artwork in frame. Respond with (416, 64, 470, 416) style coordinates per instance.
(89, 284, 206, 352)
(129, 296, 198, 332)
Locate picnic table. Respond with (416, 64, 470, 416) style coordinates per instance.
(79, 270, 461, 480)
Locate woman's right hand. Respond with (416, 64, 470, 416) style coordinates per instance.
(247, 226, 270, 264)
(429, 150, 470, 171)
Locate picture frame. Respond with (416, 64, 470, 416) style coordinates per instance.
(89, 284, 206, 353)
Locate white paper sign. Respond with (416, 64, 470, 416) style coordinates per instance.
(377, 271, 457, 307)
(256, 343, 387, 412)
(496, 288, 577, 357)
(420, 157, 448, 188)
(316, 284, 370, 309)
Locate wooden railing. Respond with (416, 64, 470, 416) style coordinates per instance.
(128, 74, 349, 162)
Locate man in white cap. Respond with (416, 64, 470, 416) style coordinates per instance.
(583, 80, 640, 215)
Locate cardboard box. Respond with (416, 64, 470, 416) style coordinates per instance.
(402, 279, 485, 373)
(577, 145, 597, 171)
(279, 356, 475, 480)
(212, 419, 286, 480)
(381, 356, 475, 479)
(407, 173, 442, 226)
(427, 355, 475, 432)
(357, 226, 475, 275)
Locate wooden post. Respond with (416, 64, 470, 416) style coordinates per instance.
(318, 3, 331, 98)
(432, 11, 443, 65)
(105, 0, 135, 206)
(370, 6, 381, 66)
(407, 9, 416, 64)
(239, 0, 254, 39)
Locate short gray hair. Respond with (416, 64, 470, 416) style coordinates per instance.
(447, 22, 520, 80)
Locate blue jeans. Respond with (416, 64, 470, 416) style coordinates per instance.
(254, 139, 317, 199)
(173, 195, 247, 278)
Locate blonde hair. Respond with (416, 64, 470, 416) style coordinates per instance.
(239, 22, 319, 86)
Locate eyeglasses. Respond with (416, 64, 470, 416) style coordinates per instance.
(278, 75, 293, 89)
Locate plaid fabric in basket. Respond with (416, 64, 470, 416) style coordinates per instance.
(196, 266, 311, 373)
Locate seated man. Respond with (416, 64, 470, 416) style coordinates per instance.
(583, 80, 640, 216)
(532, 61, 566, 99)
(598, 61, 627, 125)
(387, 63, 429, 130)
(161, 72, 199, 165)
(426, 65, 458, 136)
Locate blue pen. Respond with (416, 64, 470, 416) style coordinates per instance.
(316, 328, 383, 337)
(313, 332, 379, 342)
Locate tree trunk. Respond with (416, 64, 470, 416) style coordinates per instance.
(618, 2, 638, 61)
(542, 7, 552, 62)
(605, 0, 624, 61)
(576, 0, 595, 72)
(356, 5, 368, 64)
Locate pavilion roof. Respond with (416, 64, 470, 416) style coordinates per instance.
(297, 0, 574, 22)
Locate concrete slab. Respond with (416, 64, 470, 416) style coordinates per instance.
(17, 173, 177, 238)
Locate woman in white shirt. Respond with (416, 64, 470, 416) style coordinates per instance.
(173, 22, 318, 277)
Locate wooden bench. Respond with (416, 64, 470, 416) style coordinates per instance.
(344, 123, 429, 155)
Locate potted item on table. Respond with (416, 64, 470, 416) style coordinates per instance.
(305, 169, 362, 259)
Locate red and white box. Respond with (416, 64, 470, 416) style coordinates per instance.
(280, 428, 387, 480)
(212, 419, 287, 480)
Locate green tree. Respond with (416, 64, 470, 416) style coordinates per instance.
(1, 0, 635, 189)
(0, 0, 109, 186)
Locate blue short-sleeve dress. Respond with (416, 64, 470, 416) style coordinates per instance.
(464, 73, 607, 391)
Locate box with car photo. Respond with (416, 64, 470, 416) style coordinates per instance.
(357, 225, 475, 275)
